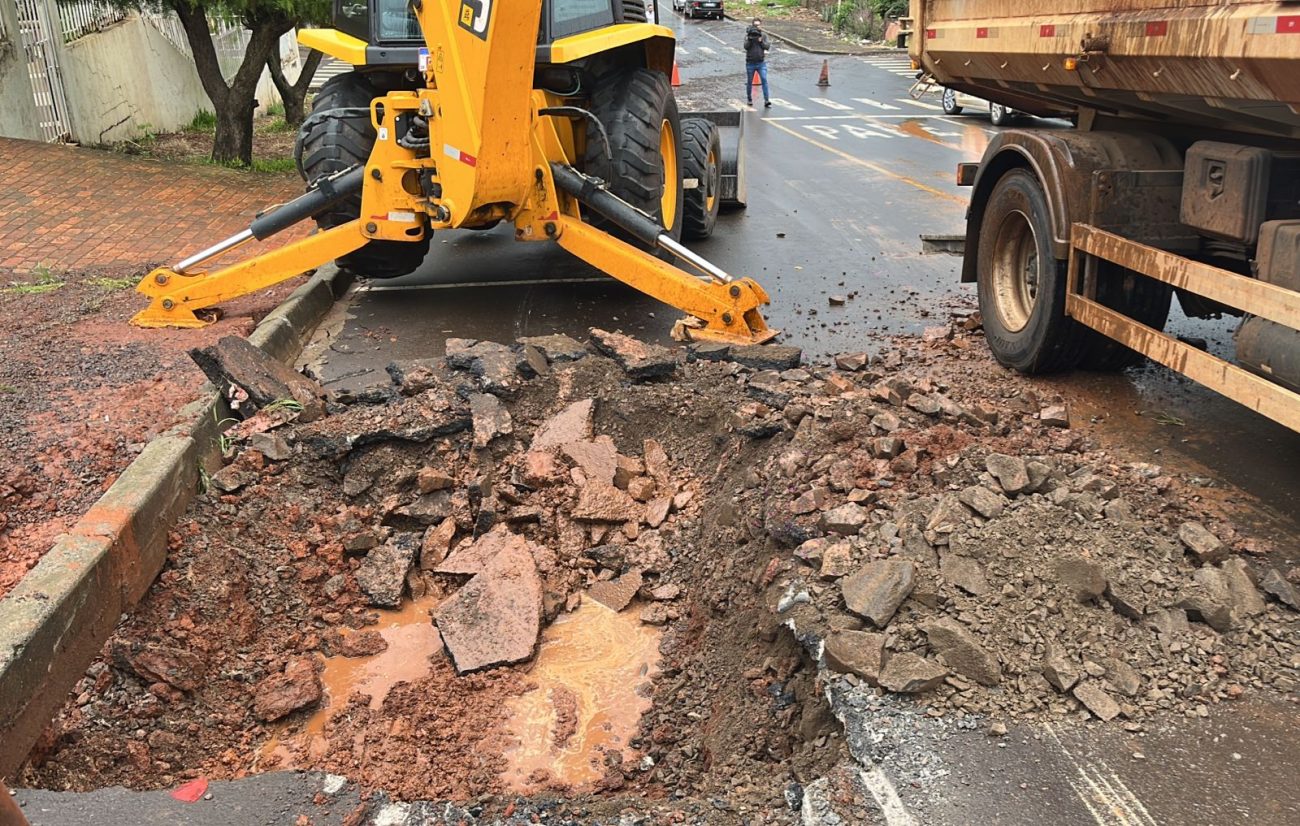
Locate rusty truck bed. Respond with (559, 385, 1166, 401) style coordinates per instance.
(910, 0, 1300, 140)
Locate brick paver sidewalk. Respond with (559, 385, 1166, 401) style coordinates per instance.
(0, 138, 306, 278)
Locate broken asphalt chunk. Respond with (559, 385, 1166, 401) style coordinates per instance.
(589, 328, 677, 380)
(530, 398, 595, 452)
(190, 336, 325, 422)
(434, 541, 542, 673)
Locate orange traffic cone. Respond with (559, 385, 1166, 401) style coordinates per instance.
(751, 69, 762, 88)
(817, 59, 830, 87)
(671, 61, 682, 87)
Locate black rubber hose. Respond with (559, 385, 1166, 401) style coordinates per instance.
(549, 163, 662, 247)
(250, 165, 366, 240)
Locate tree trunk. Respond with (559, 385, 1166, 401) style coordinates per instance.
(171, 2, 292, 166)
(267, 48, 323, 126)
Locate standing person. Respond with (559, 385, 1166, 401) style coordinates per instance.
(745, 18, 772, 108)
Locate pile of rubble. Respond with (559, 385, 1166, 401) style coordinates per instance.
(22, 323, 1298, 820)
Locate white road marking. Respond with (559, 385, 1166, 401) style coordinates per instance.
(701, 27, 730, 47)
(858, 767, 918, 826)
(697, 45, 716, 55)
(853, 97, 901, 110)
(809, 97, 854, 111)
(842, 123, 896, 139)
(897, 97, 944, 111)
(804, 124, 841, 140)
(1044, 724, 1159, 826)
(768, 98, 804, 111)
(764, 113, 951, 121)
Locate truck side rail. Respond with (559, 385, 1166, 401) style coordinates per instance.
(1066, 223, 1300, 431)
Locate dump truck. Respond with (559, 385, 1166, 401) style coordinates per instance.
(911, 0, 1300, 432)
(133, 1, 770, 345)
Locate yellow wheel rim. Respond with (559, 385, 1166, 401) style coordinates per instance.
(659, 118, 678, 230)
(705, 146, 718, 213)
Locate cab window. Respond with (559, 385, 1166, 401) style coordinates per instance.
(551, 0, 615, 39)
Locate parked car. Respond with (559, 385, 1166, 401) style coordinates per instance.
(674, 0, 724, 20)
(939, 87, 1019, 126)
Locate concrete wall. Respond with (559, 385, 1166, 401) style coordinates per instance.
(59, 14, 212, 144)
(0, 0, 43, 141)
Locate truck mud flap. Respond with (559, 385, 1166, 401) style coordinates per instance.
(689, 109, 747, 208)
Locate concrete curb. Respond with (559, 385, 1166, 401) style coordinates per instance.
(0, 264, 352, 777)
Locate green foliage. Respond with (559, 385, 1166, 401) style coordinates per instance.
(262, 398, 304, 414)
(265, 102, 285, 117)
(187, 110, 217, 132)
(2, 265, 64, 295)
(251, 157, 298, 173)
(87, 276, 139, 291)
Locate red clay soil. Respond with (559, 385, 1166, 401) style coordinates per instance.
(0, 137, 310, 599)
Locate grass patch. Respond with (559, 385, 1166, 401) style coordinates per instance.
(187, 110, 217, 132)
(263, 117, 296, 135)
(751, 0, 803, 18)
(266, 102, 286, 118)
(87, 276, 139, 291)
(250, 157, 298, 174)
(0, 384, 17, 394)
(2, 265, 64, 295)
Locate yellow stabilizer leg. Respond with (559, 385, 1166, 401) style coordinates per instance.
(131, 222, 369, 328)
(553, 216, 777, 346)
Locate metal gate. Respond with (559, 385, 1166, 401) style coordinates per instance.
(15, 0, 71, 142)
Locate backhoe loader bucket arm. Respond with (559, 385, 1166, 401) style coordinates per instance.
(132, 167, 369, 328)
(548, 163, 775, 345)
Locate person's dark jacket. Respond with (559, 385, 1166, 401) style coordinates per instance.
(744, 26, 770, 63)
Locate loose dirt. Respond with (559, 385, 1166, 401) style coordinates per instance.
(18, 325, 1298, 823)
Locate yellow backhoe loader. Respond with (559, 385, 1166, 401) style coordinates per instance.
(133, 0, 775, 345)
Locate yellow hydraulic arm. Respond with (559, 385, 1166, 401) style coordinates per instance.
(133, 0, 775, 344)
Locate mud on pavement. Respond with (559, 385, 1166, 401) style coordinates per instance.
(18, 322, 1299, 823)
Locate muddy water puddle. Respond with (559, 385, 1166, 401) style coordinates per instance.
(501, 600, 662, 792)
(261, 595, 443, 767)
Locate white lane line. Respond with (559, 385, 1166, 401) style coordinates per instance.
(1043, 724, 1159, 826)
(768, 98, 804, 111)
(697, 45, 716, 55)
(853, 97, 901, 110)
(676, 46, 689, 55)
(701, 27, 729, 46)
(809, 97, 854, 110)
(897, 97, 944, 110)
(858, 767, 917, 826)
(764, 113, 951, 120)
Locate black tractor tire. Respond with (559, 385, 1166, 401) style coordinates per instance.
(976, 168, 1087, 373)
(1077, 265, 1173, 370)
(583, 67, 684, 247)
(295, 72, 429, 279)
(681, 117, 722, 240)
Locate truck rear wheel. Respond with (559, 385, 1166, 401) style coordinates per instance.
(295, 72, 429, 279)
(977, 168, 1086, 373)
(584, 66, 684, 247)
(681, 117, 721, 240)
